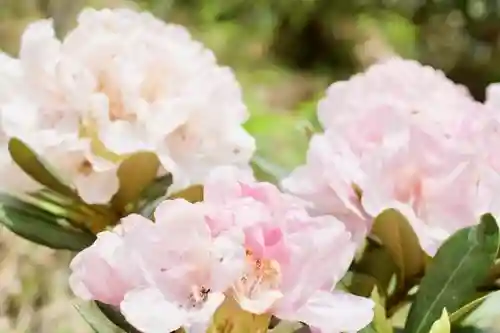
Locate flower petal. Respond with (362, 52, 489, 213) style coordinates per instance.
(121, 287, 188, 333)
(276, 290, 374, 333)
(74, 168, 120, 204)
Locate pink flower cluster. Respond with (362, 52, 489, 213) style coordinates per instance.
(284, 58, 500, 255)
(69, 167, 374, 333)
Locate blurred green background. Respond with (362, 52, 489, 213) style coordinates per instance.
(1, 0, 500, 332)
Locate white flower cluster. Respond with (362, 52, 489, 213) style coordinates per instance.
(0, 8, 255, 203)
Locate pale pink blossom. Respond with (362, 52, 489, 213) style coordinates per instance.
(69, 218, 144, 305)
(485, 83, 500, 112)
(282, 131, 371, 243)
(204, 167, 375, 333)
(3, 8, 254, 202)
(69, 199, 246, 333)
(284, 58, 494, 256)
(480, 84, 500, 172)
(359, 128, 479, 255)
(471, 85, 500, 221)
(318, 58, 481, 143)
(70, 167, 374, 332)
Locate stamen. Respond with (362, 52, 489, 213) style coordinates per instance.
(188, 285, 211, 308)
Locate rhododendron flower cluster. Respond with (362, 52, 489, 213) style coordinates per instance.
(5, 5, 500, 333)
(283, 58, 500, 255)
(0, 8, 254, 203)
(69, 167, 374, 333)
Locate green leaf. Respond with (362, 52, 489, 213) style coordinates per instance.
(449, 327, 490, 333)
(8, 138, 76, 197)
(112, 152, 160, 213)
(449, 292, 490, 323)
(351, 239, 399, 297)
(360, 287, 393, 333)
(429, 309, 450, 333)
(460, 290, 500, 329)
(137, 195, 165, 220)
(139, 174, 173, 203)
(371, 209, 425, 287)
(134, 174, 173, 217)
(0, 194, 95, 251)
(404, 213, 500, 333)
(95, 301, 141, 333)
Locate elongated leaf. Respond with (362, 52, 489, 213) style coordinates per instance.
(30, 190, 118, 234)
(0, 194, 95, 251)
(8, 138, 76, 197)
(135, 173, 173, 218)
(112, 152, 160, 213)
(139, 174, 173, 203)
(460, 290, 500, 329)
(449, 292, 491, 323)
(137, 196, 165, 220)
(95, 301, 141, 333)
(448, 327, 490, 333)
(371, 209, 425, 286)
(404, 214, 500, 333)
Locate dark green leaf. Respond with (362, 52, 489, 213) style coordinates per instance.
(404, 214, 500, 333)
(450, 326, 491, 333)
(134, 174, 173, 218)
(0, 194, 95, 251)
(8, 138, 76, 197)
(139, 174, 173, 203)
(449, 292, 490, 323)
(459, 290, 500, 330)
(96, 301, 141, 333)
(137, 196, 165, 220)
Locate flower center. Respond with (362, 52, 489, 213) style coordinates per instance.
(235, 250, 282, 300)
(187, 285, 211, 309)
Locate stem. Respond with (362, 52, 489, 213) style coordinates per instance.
(30, 192, 118, 233)
(24, 194, 90, 225)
